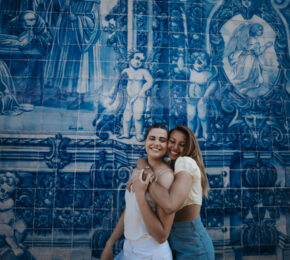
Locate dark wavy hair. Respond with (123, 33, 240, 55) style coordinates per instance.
(145, 124, 169, 139)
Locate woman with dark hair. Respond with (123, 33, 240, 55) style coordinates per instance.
(101, 124, 174, 260)
(133, 125, 214, 259)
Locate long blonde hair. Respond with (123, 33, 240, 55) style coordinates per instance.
(170, 125, 210, 197)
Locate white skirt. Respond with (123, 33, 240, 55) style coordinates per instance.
(115, 237, 172, 260)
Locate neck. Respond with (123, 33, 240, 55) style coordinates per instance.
(147, 157, 163, 169)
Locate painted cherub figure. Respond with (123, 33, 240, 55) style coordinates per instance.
(0, 172, 26, 257)
(177, 51, 218, 140)
(118, 50, 153, 141)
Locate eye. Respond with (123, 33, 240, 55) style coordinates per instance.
(160, 137, 168, 143)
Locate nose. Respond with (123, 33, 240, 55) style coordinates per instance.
(154, 140, 162, 146)
(170, 142, 178, 151)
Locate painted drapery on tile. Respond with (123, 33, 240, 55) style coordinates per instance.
(0, 0, 289, 259)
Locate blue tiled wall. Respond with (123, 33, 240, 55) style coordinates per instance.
(0, 0, 289, 259)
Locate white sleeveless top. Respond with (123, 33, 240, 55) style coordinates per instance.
(124, 190, 156, 241)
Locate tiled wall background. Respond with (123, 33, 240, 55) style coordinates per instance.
(0, 0, 289, 259)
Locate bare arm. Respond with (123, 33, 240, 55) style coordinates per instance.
(137, 158, 194, 214)
(203, 80, 218, 99)
(101, 211, 125, 260)
(149, 171, 193, 214)
(133, 171, 175, 243)
(140, 69, 153, 95)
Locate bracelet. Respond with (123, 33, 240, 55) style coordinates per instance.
(144, 165, 150, 169)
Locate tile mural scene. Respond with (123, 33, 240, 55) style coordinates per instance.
(0, 0, 289, 259)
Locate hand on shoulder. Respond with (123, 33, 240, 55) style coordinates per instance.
(156, 166, 174, 190)
(137, 157, 148, 169)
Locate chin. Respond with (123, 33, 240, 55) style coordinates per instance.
(168, 153, 178, 161)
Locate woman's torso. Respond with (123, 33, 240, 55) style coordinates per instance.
(175, 204, 200, 221)
(173, 156, 202, 222)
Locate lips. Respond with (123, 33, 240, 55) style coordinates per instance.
(149, 146, 162, 152)
(168, 149, 179, 159)
(151, 146, 160, 150)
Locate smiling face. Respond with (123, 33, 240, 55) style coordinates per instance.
(167, 130, 187, 162)
(145, 128, 168, 160)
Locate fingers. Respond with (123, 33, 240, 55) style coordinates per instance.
(139, 170, 153, 184)
(127, 168, 143, 191)
(144, 172, 152, 184)
(138, 170, 145, 182)
(126, 179, 132, 191)
(148, 174, 155, 183)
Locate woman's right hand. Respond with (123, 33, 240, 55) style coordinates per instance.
(132, 170, 154, 195)
(126, 168, 143, 191)
(100, 244, 114, 260)
(126, 167, 155, 191)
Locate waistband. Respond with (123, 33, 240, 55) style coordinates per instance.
(126, 236, 168, 248)
(172, 216, 204, 229)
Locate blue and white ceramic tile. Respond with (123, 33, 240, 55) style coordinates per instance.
(0, 0, 289, 259)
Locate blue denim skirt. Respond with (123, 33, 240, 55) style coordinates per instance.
(169, 217, 215, 260)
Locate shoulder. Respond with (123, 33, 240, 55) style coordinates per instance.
(157, 165, 174, 190)
(175, 157, 200, 178)
(175, 156, 198, 168)
(136, 157, 147, 169)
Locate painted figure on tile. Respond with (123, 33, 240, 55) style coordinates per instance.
(0, 172, 26, 257)
(0, 60, 20, 115)
(32, 0, 55, 25)
(224, 23, 273, 96)
(6, 10, 52, 55)
(117, 50, 153, 141)
(0, 10, 52, 105)
(45, 0, 101, 109)
(177, 51, 218, 140)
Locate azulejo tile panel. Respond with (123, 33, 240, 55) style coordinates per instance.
(0, 0, 289, 259)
